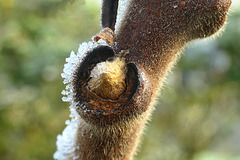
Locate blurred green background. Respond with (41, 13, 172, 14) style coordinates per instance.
(0, 0, 239, 160)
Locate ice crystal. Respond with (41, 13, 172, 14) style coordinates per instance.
(54, 0, 130, 158)
(54, 41, 99, 160)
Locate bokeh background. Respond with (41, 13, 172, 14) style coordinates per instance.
(0, 0, 239, 159)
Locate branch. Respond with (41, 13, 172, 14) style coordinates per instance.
(54, 0, 231, 159)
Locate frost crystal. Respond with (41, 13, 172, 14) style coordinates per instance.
(55, 0, 130, 158)
(54, 41, 99, 160)
(60, 41, 98, 104)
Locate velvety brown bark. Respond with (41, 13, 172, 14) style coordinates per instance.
(115, 0, 231, 83)
(68, 0, 231, 159)
(71, 111, 152, 160)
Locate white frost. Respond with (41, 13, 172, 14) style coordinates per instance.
(60, 41, 98, 104)
(54, 115, 80, 160)
(55, 0, 131, 158)
(54, 42, 98, 160)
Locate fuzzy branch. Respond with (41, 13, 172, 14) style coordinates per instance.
(54, 0, 231, 160)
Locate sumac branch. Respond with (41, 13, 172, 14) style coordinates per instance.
(54, 0, 231, 160)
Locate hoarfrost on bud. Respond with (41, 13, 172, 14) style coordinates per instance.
(55, 0, 131, 157)
(60, 41, 98, 103)
(54, 41, 99, 160)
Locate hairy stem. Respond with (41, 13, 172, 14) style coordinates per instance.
(55, 0, 231, 160)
